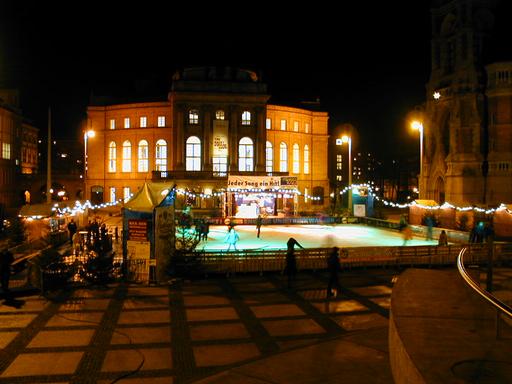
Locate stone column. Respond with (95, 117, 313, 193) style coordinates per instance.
(203, 105, 212, 171)
(175, 104, 185, 170)
(229, 105, 239, 172)
(255, 106, 266, 172)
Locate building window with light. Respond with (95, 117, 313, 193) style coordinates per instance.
(186, 136, 201, 171)
(292, 143, 300, 174)
(108, 141, 116, 172)
(122, 140, 131, 172)
(2, 143, 11, 159)
(138, 140, 149, 172)
(110, 187, 116, 203)
(266, 118, 271, 130)
(124, 118, 130, 129)
(189, 110, 199, 124)
(238, 137, 253, 171)
(109, 119, 115, 130)
(213, 157, 227, 177)
(140, 116, 147, 128)
(157, 116, 165, 127)
(266, 141, 273, 173)
(241, 111, 251, 125)
(305, 123, 309, 133)
(123, 187, 131, 200)
(279, 142, 287, 172)
(280, 119, 287, 131)
(293, 121, 299, 132)
(155, 139, 167, 171)
(304, 145, 309, 174)
(215, 110, 225, 120)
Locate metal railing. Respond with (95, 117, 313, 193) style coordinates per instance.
(457, 247, 512, 339)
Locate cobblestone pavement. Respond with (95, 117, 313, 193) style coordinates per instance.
(0, 268, 396, 383)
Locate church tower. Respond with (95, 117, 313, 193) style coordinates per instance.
(422, 0, 512, 206)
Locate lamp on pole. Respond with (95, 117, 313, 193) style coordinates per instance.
(341, 135, 352, 215)
(84, 129, 95, 196)
(411, 121, 423, 197)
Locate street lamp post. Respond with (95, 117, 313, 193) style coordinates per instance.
(84, 129, 95, 198)
(341, 135, 352, 215)
(411, 121, 423, 197)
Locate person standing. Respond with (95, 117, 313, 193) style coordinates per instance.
(284, 237, 304, 289)
(67, 218, 77, 244)
(225, 226, 240, 251)
(0, 248, 14, 299)
(425, 216, 433, 241)
(256, 214, 262, 238)
(438, 230, 448, 246)
(327, 247, 342, 298)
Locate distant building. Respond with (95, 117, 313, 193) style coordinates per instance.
(422, 0, 512, 206)
(0, 89, 39, 214)
(86, 67, 329, 217)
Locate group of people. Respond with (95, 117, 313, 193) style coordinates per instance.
(194, 218, 210, 242)
(68, 218, 113, 257)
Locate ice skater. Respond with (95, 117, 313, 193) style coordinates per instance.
(225, 226, 240, 251)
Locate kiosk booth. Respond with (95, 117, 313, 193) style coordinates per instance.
(122, 182, 175, 283)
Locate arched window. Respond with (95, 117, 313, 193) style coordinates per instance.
(238, 137, 254, 171)
(108, 141, 116, 172)
(189, 109, 199, 124)
(215, 110, 225, 120)
(292, 143, 300, 174)
(155, 139, 167, 171)
(241, 111, 251, 125)
(138, 140, 149, 172)
(122, 140, 131, 172)
(186, 136, 201, 171)
(266, 141, 273, 173)
(279, 142, 287, 172)
(304, 145, 310, 174)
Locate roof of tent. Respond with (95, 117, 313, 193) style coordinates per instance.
(123, 182, 176, 212)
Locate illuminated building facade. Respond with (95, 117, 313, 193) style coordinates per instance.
(421, 0, 512, 206)
(0, 89, 39, 213)
(85, 67, 329, 217)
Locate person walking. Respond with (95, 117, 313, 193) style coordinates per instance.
(425, 216, 434, 241)
(225, 226, 240, 251)
(284, 237, 304, 289)
(327, 246, 342, 298)
(0, 247, 14, 300)
(67, 218, 77, 244)
(438, 230, 448, 246)
(256, 214, 262, 238)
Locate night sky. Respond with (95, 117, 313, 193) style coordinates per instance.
(1, 1, 510, 160)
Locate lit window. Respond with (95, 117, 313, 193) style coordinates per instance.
(2, 143, 11, 159)
(158, 116, 165, 127)
(138, 140, 149, 172)
(292, 143, 300, 174)
(336, 154, 342, 162)
(189, 110, 199, 124)
(305, 123, 309, 133)
(140, 116, 147, 128)
(122, 140, 131, 172)
(337, 162, 342, 170)
(109, 119, 115, 130)
(293, 121, 299, 132)
(186, 136, 201, 171)
(123, 187, 131, 200)
(215, 110, 225, 120)
(266, 141, 273, 173)
(280, 119, 287, 131)
(336, 175, 342, 181)
(108, 142, 116, 172)
(213, 157, 227, 177)
(280, 142, 287, 172)
(124, 118, 130, 129)
(266, 118, 271, 130)
(155, 139, 167, 171)
(109, 187, 116, 203)
(238, 137, 254, 171)
(304, 145, 309, 174)
(242, 111, 251, 125)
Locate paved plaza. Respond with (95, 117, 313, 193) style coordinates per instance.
(0, 269, 396, 383)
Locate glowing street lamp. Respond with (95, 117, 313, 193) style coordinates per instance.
(411, 121, 423, 197)
(341, 135, 352, 215)
(84, 129, 95, 178)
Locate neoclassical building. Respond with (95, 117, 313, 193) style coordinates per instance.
(420, 0, 512, 207)
(86, 67, 329, 217)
